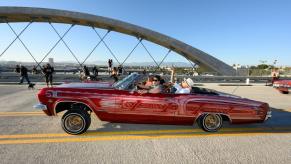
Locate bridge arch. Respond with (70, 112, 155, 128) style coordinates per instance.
(0, 6, 235, 75)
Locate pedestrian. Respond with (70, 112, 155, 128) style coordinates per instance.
(271, 68, 280, 85)
(83, 65, 90, 77)
(19, 65, 31, 84)
(92, 66, 99, 80)
(32, 65, 37, 74)
(42, 63, 54, 87)
(118, 65, 123, 76)
(15, 65, 20, 73)
(108, 59, 113, 75)
(80, 65, 90, 81)
(111, 67, 118, 82)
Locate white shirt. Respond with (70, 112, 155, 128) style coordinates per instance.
(173, 83, 191, 94)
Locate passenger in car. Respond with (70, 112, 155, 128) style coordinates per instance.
(172, 78, 194, 94)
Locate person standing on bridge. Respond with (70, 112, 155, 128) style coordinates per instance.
(42, 63, 54, 87)
(111, 67, 118, 82)
(32, 65, 38, 74)
(92, 66, 99, 80)
(108, 59, 113, 75)
(15, 65, 20, 74)
(83, 65, 90, 78)
(19, 65, 31, 85)
(118, 65, 123, 76)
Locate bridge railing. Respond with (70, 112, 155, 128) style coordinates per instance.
(1, 71, 290, 83)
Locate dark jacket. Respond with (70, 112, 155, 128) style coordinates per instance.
(20, 66, 28, 76)
(83, 67, 90, 76)
(43, 66, 54, 76)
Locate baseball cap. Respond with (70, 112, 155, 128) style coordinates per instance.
(184, 78, 194, 87)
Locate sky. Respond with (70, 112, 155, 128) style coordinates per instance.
(0, 0, 290, 66)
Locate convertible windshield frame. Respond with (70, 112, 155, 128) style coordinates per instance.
(112, 73, 141, 90)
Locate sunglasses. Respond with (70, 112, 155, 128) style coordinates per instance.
(153, 79, 158, 81)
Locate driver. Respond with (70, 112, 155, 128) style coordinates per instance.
(138, 75, 162, 94)
(137, 75, 154, 90)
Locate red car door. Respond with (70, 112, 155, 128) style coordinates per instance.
(114, 91, 179, 124)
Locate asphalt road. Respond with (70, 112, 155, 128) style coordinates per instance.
(0, 84, 290, 164)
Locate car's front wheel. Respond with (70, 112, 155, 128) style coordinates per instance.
(197, 113, 223, 132)
(61, 110, 91, 135)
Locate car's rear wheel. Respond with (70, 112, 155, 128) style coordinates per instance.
(197, 113, 223, 132)
(280, 91, 289, 94)
(61, 110, 91, 135)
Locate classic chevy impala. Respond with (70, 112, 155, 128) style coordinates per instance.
(34, 73, 271, 134)
(273, 80, 291, 94)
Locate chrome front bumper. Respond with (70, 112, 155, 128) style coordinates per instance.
(33, 103, 47, 110)
(265, 111, 272, 121)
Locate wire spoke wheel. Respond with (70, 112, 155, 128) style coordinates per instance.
(204, 114, 221, 130)
(64, 115, 84, 132)
(61, 109, 91, 135)
(198, 113, 223, 132)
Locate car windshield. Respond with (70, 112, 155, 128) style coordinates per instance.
(112, 73, 141, 90)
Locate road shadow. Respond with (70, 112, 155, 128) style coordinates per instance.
(86, 107, 291, 136)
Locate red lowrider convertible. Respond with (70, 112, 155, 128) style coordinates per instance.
(34, 73, 271, 134)
(273, 80, 291, 94)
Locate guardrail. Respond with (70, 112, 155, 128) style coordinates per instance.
(1, 72, 290, 83)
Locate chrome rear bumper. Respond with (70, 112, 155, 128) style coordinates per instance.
(265, 111, 272, 121)
(33, 103, 47, 110)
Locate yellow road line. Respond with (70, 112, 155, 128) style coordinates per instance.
(0, 132, 290, 145)
(0, 129, 197, 139)
(0, 127, 291, 139)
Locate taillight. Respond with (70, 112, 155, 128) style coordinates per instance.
(258, 103, 269, 115)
